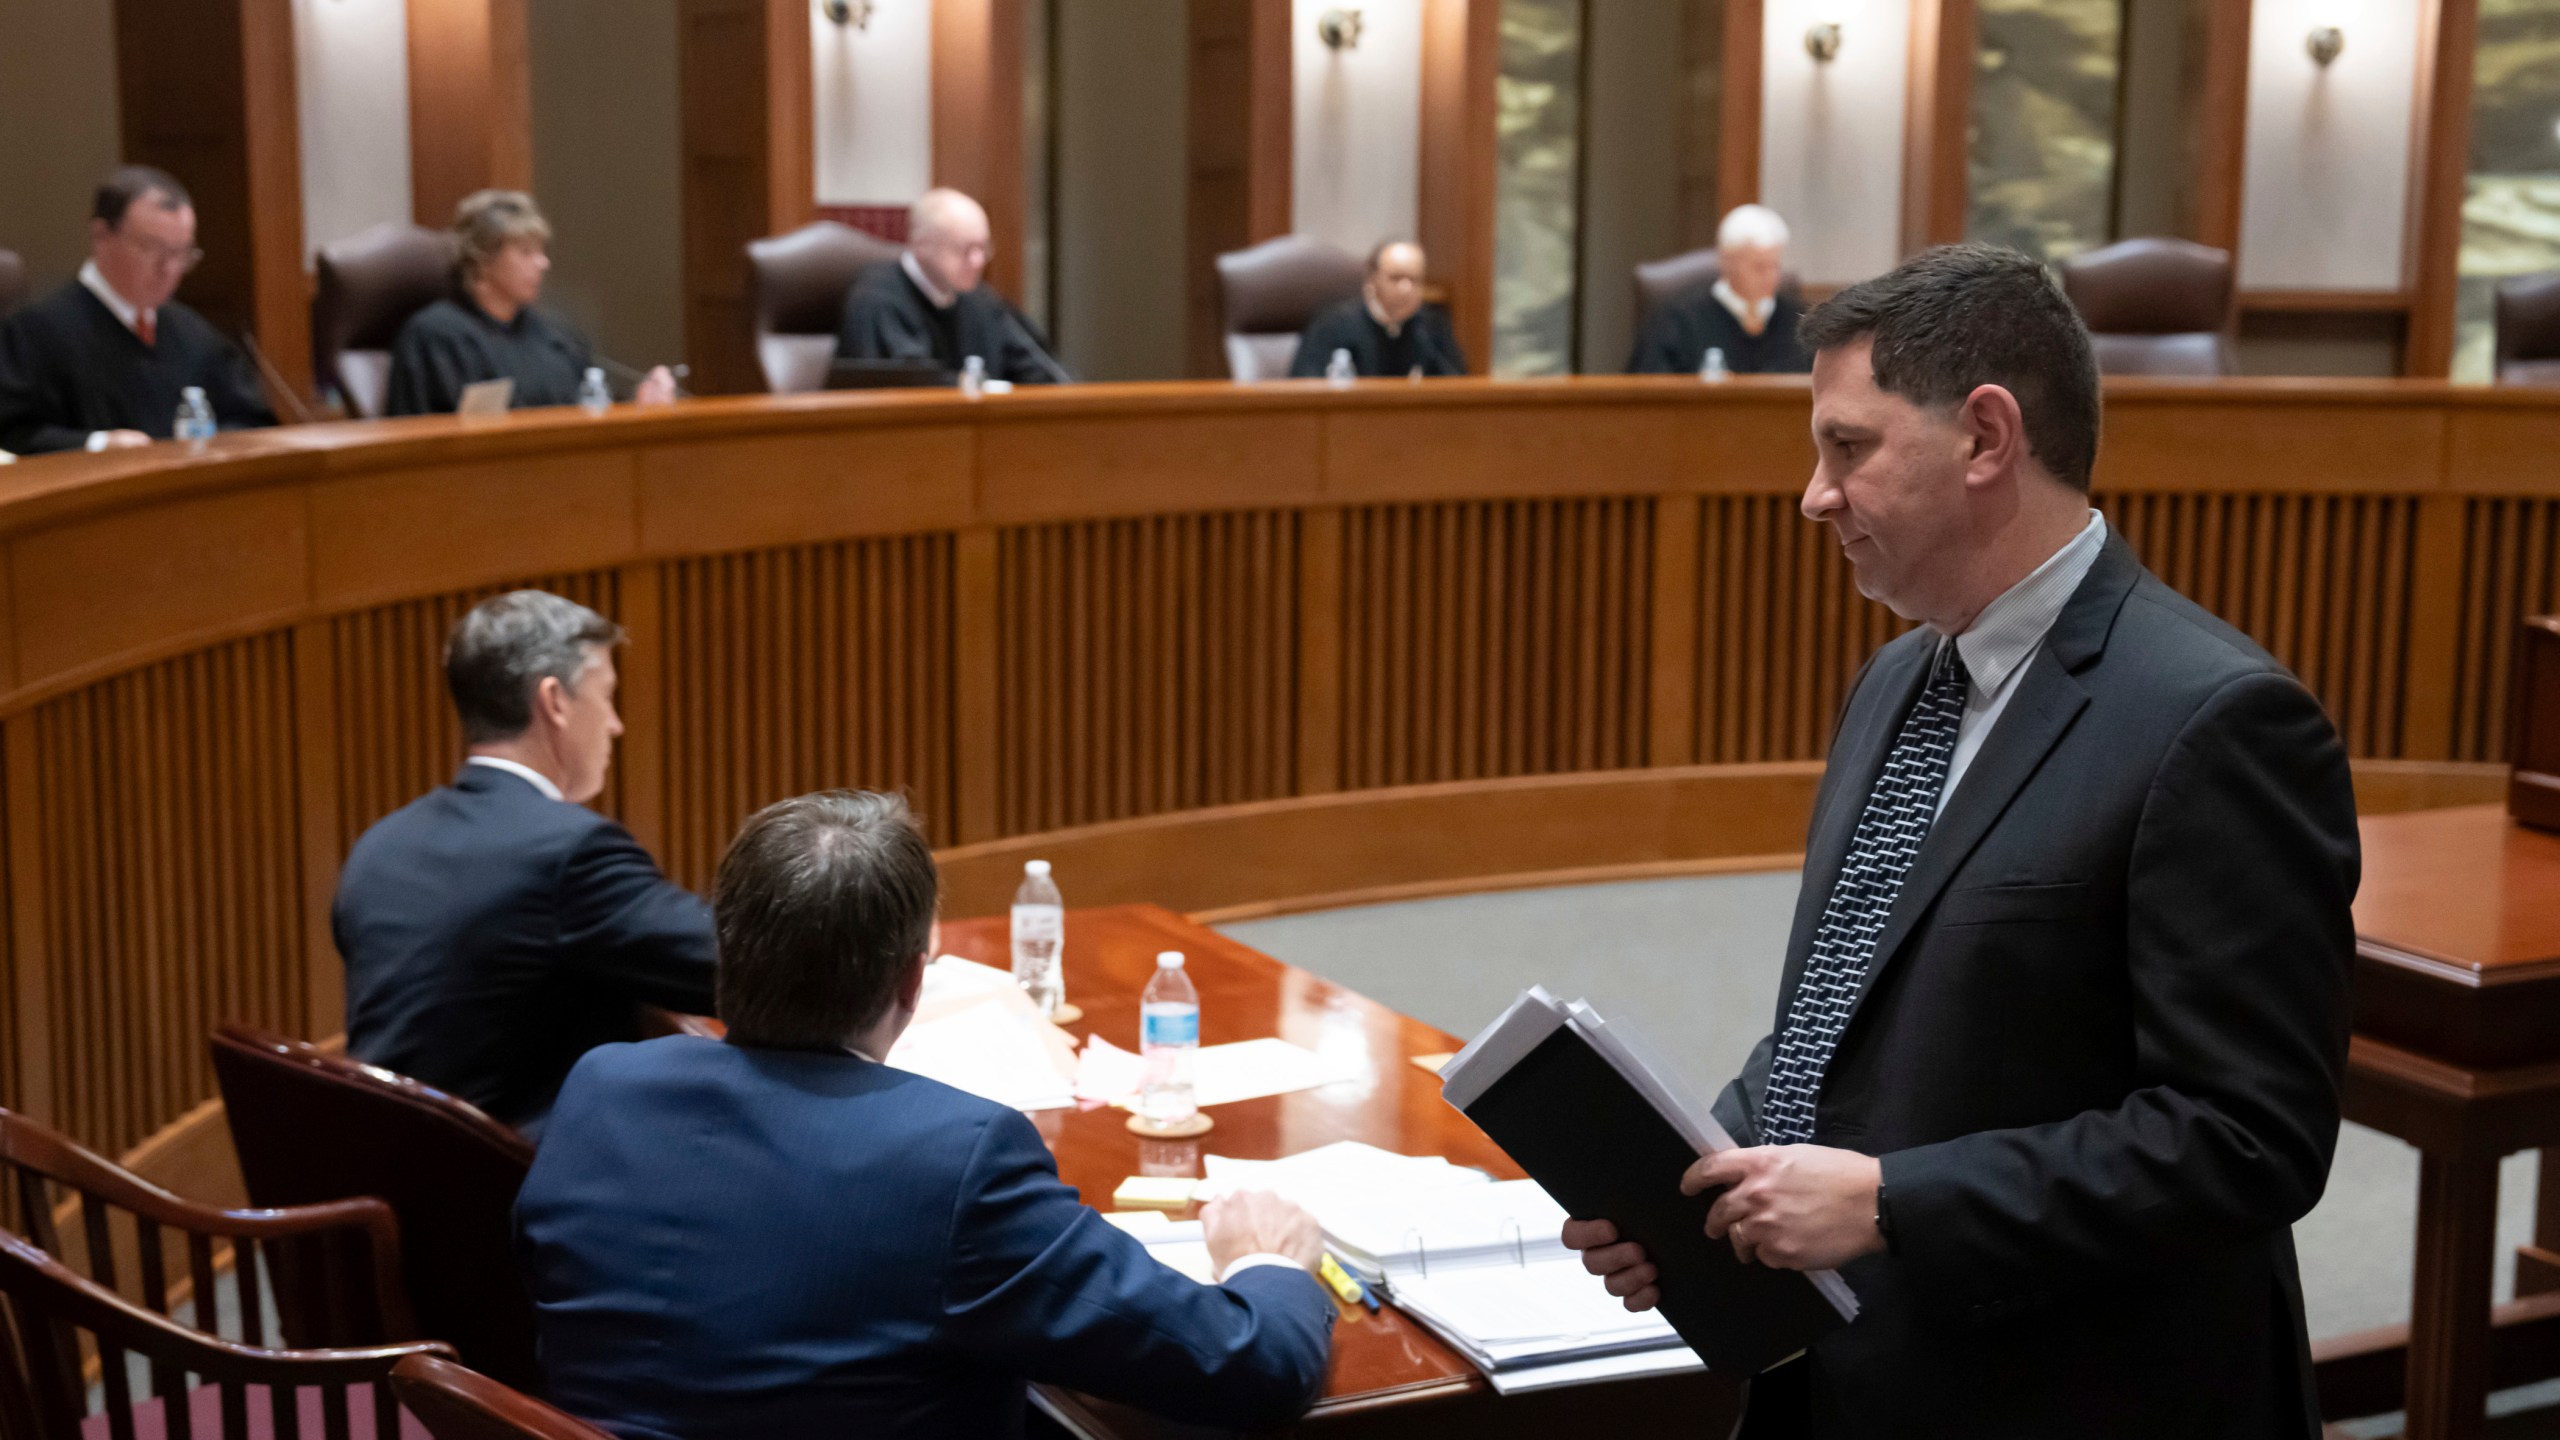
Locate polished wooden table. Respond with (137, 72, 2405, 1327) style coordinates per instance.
(2337, 806, 2560, 1440)
(928, 902, 1740, 1438)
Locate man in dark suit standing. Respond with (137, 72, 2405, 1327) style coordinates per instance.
(1564, 244, 2359, 1438)
(516, 790, 1336, 1440)
(335, 590, 716, 1137)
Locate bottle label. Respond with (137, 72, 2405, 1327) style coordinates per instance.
(1011, 904, 1063, 944)
(1141, 1004, 1198, 1048)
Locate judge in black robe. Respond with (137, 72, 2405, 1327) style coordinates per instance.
(0, 281, 274, 454)
(834, 256, 1061, 384)
(1286, 238, 1467, 379)
(1626, 284, 1811, 375)
(385, 295, 594, 416)
(382, 189, 675, 417)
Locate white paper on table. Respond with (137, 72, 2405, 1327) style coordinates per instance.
(1194, 1140, 1490, 1216)
(1318, 1178, 1570, 1281)
(918, 954, 1019, 1012)
(1390, 1259, 1680, 1359)
(886, 984, 1078, 1111)
(1074, 1034, 1148, 1102)
(1481, 1343, 1705, 1394)
(1105, 1214, 1216, 1284)
(1079, 1036, 1368, 1110)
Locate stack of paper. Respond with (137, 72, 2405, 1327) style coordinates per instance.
(1076, 1036, 1371, 1109)
(884, 957, 1079, 1111)
(1198, 1140, 1489, 1215)
(1318, 1178, 1569, 1284)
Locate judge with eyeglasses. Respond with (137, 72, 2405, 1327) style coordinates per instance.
(0, 166, 274, 456)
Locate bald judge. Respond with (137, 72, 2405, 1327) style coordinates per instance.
(834, 188, 1064, 384)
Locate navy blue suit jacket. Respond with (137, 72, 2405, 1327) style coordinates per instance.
(515, 1036, 1335, 1440)
(334, 764, 717, 1135)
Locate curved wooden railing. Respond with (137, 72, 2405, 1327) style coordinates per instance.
(0, 376, 2544, 1183)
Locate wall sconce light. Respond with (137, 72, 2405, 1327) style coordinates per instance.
(820, 0, 875, 29)
(1318, 8, 1364, 51)
(2305, 25, 2344, 66)
(1804, 22, 1843, 63)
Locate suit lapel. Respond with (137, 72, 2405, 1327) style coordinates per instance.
(1846, 532, 2144, 1015)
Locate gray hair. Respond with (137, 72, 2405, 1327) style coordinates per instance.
(444, 590, 624, 744)
(450, 189, 551, 280)
(714, 791, 939, 1051)
(1717, 204, 1791, 253)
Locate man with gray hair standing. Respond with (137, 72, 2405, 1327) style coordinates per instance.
(1627, 203, 1811, 375)
(833, 187, 1064, 384)
(334, 589, 716, 1138)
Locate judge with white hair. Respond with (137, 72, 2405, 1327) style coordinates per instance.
(1627, 203, 1811, 375)
(834, 187, 1065, 384)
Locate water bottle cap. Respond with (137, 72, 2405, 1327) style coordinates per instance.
(1024, 859, 1051, 877)
(1155, 951, 1185, 969)
(584, 367, 603, 380)
(181, 385, 207, 401)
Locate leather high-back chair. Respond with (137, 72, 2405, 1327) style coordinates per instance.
(1629, 246, 1806, 345)
(746, 220, 903, 394)
(0, 250, 25, 318)
(314, 224, 459, 417)
(391, 1355, 617, 1440)
(210, 1025, 540, 1390)
(0, 1232, 449, 1440)
(1214, 235, 1365, 381)
(2493, 271, 2560, 383)
(0, 1106, 412, 1350)
(2059, 237, 2234, 377)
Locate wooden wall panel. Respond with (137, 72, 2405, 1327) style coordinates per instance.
(329, 572, 626, 856)
(2108, 493, 2423, 760)
(998, 514, 1299, 835)
(656, 540, 959, 890)
(29, 634, 303, 1158)
(1340, 500, 1654, 789)
(2448, 498, 2560, 763)
(1693, 496, 1908, 764)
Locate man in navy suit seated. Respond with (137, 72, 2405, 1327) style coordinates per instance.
(335, 590, 718, 1137)
(514, 790, 1336, 1439)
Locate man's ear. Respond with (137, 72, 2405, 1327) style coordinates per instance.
(1959, 383, 2028, 488)
(898, 949, 930, 1010)
(531, 674, 570, 729)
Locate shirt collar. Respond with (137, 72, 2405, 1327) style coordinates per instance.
(1938, 511, 2109, 697)
(1364, 293, 1407, 338)
(466, 755, 565, 802)
(1712, 279, 1774, 330)
(79, 261, 150, 335)
(900, 250, 957, 310)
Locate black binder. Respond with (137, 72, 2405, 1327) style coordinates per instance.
(1445, 999, 1853, 1376)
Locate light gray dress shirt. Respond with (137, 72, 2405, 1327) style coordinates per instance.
(1930, 511, 2109, 816)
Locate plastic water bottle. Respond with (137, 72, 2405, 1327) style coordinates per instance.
(1010, 860, 1065, 1017)
(1140, 951, 1200, 1126)
(1324, 348, 1356, 386)
(1699, 346, 1729, 382)
(960, 354, 987, 399)
(578, 367, 611, 416)
(172, 386, 216, 443)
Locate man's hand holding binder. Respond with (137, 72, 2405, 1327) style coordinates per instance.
(1564, 1145, 1884, 1312)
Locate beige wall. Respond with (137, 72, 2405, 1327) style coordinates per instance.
(0, 0, 123, 294)
(527, 0, 687, 371)
(1579, 2, 1688, 373)
(1054, 0, 1188, 382)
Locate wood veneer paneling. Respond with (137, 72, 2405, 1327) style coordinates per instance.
(2451, 498, 2560, 763)
(1693, 495, 1907, 764)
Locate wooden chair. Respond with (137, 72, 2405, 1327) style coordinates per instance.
(209, 1026, 539, 1391)
(388, 1356, 616, 1440)
(0, 1230, 451, 1440)
(0, 1107, 413, 1353)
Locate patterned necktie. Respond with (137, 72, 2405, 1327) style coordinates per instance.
(1760, 640, 1973, 1148)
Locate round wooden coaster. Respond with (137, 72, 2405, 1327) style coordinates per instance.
(1126, 1111, 1214, 1139)
(1050, 1002, 1084, 1025)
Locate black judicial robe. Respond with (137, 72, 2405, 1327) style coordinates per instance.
(1287, 300, 1467, 378)
(0, 283, 274, 455)
(833, 261, 1059, 384)
(1627, 285, 1811, 375)
(384, 296, 594, 416)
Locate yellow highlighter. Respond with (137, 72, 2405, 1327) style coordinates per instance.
(1318, 1252, 1380, 1313)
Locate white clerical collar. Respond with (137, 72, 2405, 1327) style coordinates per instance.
(79, 260, 152, 337)
(1712, 279, 1774, 331)
(466, 755, 565, 802)
(1364, 293, 1407, 339)
(1937, 511, 2109, 698)
(900, 250, 957, 311)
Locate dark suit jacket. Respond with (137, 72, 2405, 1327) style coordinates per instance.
(1626, 286, 1811, 375)
(834, 260, 1058, 384)
(1711, 534, 2359, 1439)
(334, 765, 717, 1136)
(1286, 300, 1467, 378)
(516, 1036, 1335, 1440)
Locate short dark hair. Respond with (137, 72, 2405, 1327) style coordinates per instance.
(714, 791, 938, 1051)
(1798, 243, 2102, 491)
(443, 590, 624, 744)
(93, 167, 191, 229)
